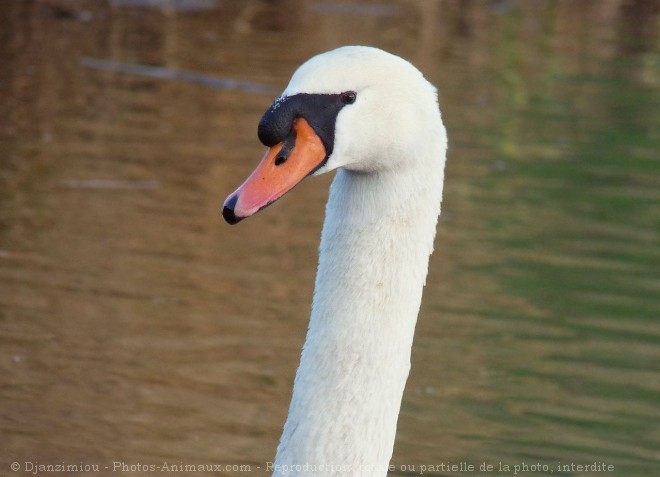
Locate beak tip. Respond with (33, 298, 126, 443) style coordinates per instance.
(222, 194, 243, 225)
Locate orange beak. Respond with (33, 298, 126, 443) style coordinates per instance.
(222, 118, 326, 224)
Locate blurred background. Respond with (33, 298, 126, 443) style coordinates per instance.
(1, 0, 658, 475)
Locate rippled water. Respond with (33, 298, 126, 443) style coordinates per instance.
(1, 1, 658, 476)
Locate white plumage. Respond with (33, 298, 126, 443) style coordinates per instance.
(269, 46, 447, 476)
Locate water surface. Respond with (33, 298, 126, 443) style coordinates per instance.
(1, 1, 658, 476)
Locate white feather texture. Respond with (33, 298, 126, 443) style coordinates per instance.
(272, 46, 447, 477)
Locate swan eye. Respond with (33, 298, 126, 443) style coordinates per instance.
(341, 91, 357, 104)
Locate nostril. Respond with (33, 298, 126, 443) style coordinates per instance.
(273, 130, 296, 166)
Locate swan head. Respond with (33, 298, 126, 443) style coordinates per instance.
(223, 46, 443, 224)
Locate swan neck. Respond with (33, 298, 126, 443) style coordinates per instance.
(273, 152, 444, 476)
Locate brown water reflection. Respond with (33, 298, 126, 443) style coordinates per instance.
(1, 1, 659, 476)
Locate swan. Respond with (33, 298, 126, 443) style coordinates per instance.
(222, 46, 447, 477)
